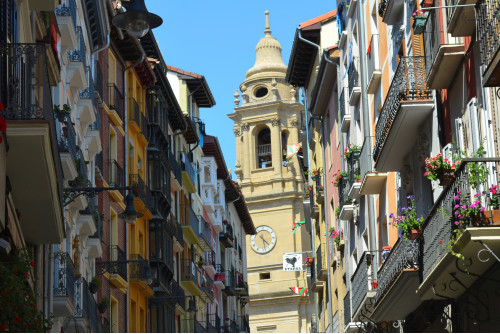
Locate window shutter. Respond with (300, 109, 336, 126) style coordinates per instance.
(454, 118, 465, 153)
(467, 97, 481, 155)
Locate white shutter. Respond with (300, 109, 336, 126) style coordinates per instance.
(467, 97, 481, 155)
(455, 118, 465, 154)
(442, 143, 453, 163)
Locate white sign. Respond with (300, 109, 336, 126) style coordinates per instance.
(283, 253, 303, 271)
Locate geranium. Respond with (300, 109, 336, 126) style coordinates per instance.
(332, 170, 348, 187)
(490, 185, 499, 209)
(330, 228, 344, 250)
(343, 144, 361, 161)
(316, 185, 324, 191)
(453, 190, 485, 227)
(412, 9, 426, 17)
(424, 153, 459, 181)
(389, 195, 425, 241)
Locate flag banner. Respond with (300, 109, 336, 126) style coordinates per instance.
(283, 253, 303, 271)
(289, 287, 308, 296)
(286, 143, 302, 161)
(291, 221, 305, 234)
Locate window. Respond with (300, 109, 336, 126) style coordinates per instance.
(254, 86, 268, 98)
(259, 272, 271, 280)
(281, 130, 289, 162)
(256, 127, 272, 168)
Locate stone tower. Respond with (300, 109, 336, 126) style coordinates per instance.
(228, 11, 314, 333)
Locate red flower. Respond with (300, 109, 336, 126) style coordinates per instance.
(0, 116, 6, 132)
(15, 316, 21, 323)
(29, 261, 35, 267)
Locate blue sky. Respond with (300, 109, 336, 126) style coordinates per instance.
(147, 1, 336, 178)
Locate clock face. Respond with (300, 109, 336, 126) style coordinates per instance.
(251, 225, 276, 253)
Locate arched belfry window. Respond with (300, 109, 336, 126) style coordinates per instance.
(256, 127, 272, 168)
(281, 130, 289, 162)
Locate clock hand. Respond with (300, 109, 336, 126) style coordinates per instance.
(260, 234, 269, 246)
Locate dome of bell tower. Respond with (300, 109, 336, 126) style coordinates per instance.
(245, 11, 287, 80)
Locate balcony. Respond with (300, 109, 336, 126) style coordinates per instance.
(350, 252, 376, 322)
(149, 221, 175, 289)
(423, 8, 464, 89)
(78, 74, 97, 132)
(129, 254, 154, 295)
(348, 58, 361, 105)
(339, 88, 350, 133)
(148, 151, 171, 212)
(203, 251, 216, 276)
(199, 220, 215, 252)
(128, 97, 147, 143)
(378, 0, 404, 25)
(200, 271, 214, 303)
(106, 245, 127, 290)
(181, 259, 203, 296)
(171, 278, 186, 313)
(219, 224, 234, 248)
(129, 173, 152, 212)
(359, 137, 387, 195)
(107, 159, 124, 201)
(53, 252, 76, 317)
(213, 264, 226, 289)
(146, 91, 169, 141)
(338, 176, 354, 220)
(315, 243, 328, 286)
(223, 270, 237, 296)
(235, 272, 249, 298)
(476, 0, 500, 86)
(371, 239, 421, 321)
(373, 57, 433, 172)
(446, 0, 477, 37)
(0, 43, 64, 244)
(173, 215, 184, 252)
(73, 278, 101, 333)
(67, 27, 87, 93)
(181, 204, 200, 245)
(366, 34, 382, 94)
(55, 0, 78, 53)
(181, 152, 197, 193)
(107, 83, 124, 124)
(343, 291, 353, 332)
(417, 158, 500, 301)
(347, 150, 361, 199)
(57, 115, 79, 181)
(168, 150, 183, 187)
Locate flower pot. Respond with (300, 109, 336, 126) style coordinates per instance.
(483, 209, 500, 225)
(306, 258, 313, 267)
(413, 16, 428, 35)
(98, 303, 108, 314)
(407, 229, 422, 240)
(88, 282, 98, 294)
(438, 169, 455, 187)
(197, 263, 204, 268)
(371, 281, 378, 290)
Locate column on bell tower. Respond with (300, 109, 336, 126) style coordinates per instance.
(270, 118, 281, 176)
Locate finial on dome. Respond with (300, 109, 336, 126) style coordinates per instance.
(264, 10, 271, 36)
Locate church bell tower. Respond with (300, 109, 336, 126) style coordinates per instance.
(228, 11, 314, 333)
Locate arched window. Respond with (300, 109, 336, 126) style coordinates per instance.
(281, 130, 289, 162)
(256, 127, 272, 168)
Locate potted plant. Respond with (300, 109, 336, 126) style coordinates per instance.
(98, 296, 110, 314)
(316, 185, 324, 192)
(424, 153, 459, 187)
(89, 276, 101, 294)
(389, 195, 425, 241)
(333, 171, 348, 187)
(412, 9, 428, 34)
(312, 169, 320, 176)
(53, 104, 71, 122)
(304, 189, 311, 199)
(484, 185, 500, 224)
(335, 207, 341, 218)
(330, 229, 344, 251)
(343, 144, 361, 160)
(305, 257, 313, 267)
(196, 259, 205, 268)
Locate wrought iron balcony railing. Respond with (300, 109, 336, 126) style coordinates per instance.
(224, 270, 237, 295)
(167, 150, 183, 185)
(53, 252, 76, 301)
(149, 151, 171, 199)
(180, 151, 196, 185)
(338, 174, 351, 209)
(149, 220, 174, 269)
(199, 220, 214, 252)
(476, 0, 500, 86)
(421, 158, 500, 281)
(347, 150, 361, 191)
(200, 271, 214, 302)
(172, 214, 184, 245)
(108, 159, 124, 190)
(108, 245, 127, 281)
(181, 259, 200, 286)
(351, 252, 376, 317)
(339, 88, 346, 121)
(359, 137, 375, 180)
(95, 151, 104, 178)
(146, 91, 169, 138)
(93, 60, 104, 103)
(373, 57, 430, 162)
(68, 26, 87, 67)
(348, 57, 360, 99)
(108, 83, 124, 120)
(130, 173, 151, 208)
(129, 254, 149, 281)
(74, 278, 101, 333)
(316, 243, 325, 280)
(55, 0, 77, 28)
(128, 97, 147, 135)
(344, 291, 351, 327)
(57, 114, 78, 162)
(372, 238, 420, 306)
(171, 278, 186, 310)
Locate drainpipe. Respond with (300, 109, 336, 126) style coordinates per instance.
(358, 0, 378, 281)
(297, 27, 319, 332)
(123, 40, 145, 334)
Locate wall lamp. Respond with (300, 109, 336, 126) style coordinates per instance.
(113, 0, 163, 38)
(64, 187, 143, 224)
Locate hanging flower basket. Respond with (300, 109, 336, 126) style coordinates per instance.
(407, 229, 422, 240)
(483, 210, 500, 225)
(438, 168, 456, 187)
(413, 15, 428, 35)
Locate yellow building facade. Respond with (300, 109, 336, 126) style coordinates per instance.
(229, 12, 314, 333)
